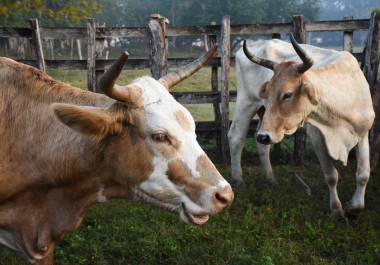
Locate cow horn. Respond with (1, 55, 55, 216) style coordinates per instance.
(159, 45, 218, 90)
(243, 40, 278, 71)
(98, 51, 129, 100)
(289, 33, 314, 74)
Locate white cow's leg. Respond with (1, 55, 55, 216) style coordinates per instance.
(228, 101, 260, 185)
(346, 134, 370, 215)
(307, 125, 344, 218)
(256, 142, 276, 184)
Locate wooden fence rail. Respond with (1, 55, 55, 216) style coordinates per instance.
(0, 12, 379, 166)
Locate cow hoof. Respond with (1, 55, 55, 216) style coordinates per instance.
(266, 178, 279, 186)
(345, 201, 364, 218)
(230, 178, 245, 189)
(330, 209, 346, 222)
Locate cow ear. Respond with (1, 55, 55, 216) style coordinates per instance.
(51, 103, 123, 137)
(302, 82, 318, 105)
(260, 81, 269, 99)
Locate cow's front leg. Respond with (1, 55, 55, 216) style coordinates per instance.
(256, 142, 276, 185)
(228, 100, 260, 186)
(307, 125, 344, 219)
(346, 134, 370, 216)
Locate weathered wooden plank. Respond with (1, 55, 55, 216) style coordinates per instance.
(172, 91, 237, 104)
(343, 16, 354, 53)
(167, 25, 220, 36)
(96, 27, 147, 38)
(40, 27, 86, 39)
(220, 16, 231, 165)
(0, 27, 32, 38)
(364, 11, 380, 91)
(305, 19, 369, 32)
(18, 58, 222, 70)
(364, 11, 380, 170)
(17, 50, 362, 72)
(195, 120, 258, 133)
(148, 14, 169, 79)
(231, 23, 292, 35)
(29, 19, 46, 72)
(293, 15, 306, 43)
(207, 34, 222, 151)
(87, 18, 97, 92)
(292, 15, 306, 165)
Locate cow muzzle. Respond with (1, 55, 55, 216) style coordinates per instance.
(256, 133, 271, 145)
(180, 183, 233, 225)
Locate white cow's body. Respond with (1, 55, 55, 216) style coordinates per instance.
(229, 39, 374, 217)
(230, 39, 338, 184)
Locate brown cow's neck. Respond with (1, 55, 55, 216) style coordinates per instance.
(0, 173, 132, 262)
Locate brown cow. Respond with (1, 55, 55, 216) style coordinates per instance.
(242, 34, 374, 218)
(0, 47, 233, 264)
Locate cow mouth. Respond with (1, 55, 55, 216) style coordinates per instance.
(132, 188, 209, 225)
(181, 203, 209, 225)
(132, 188, 179, 213)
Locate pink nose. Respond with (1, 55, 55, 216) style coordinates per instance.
(213, 185, 234, 212)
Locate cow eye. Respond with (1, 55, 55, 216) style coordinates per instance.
(282, 92, 294, 101)
(151, 133, 170, 144)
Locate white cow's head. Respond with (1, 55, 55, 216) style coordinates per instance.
(243, 34, 318, 144)
(53, 47, 233, 225)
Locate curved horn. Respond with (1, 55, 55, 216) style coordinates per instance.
(98, 51, 129, 100)
(289, 33, 314, 73)
(159, 45, 218, 90)
(243, 40, 278, 70)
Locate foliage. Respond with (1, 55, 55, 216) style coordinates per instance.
(95, 0, 319, 26)
(0, 0, 320, 26)
(0, 0, 100, 26)
(318, 0, 380, 19)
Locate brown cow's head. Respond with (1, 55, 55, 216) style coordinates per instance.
(243, 34, 318, 144)
(52, 47, 233, 225)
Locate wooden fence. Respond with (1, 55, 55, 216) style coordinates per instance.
(0, 12, 379, 167)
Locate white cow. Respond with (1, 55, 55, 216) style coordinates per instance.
(228, 35, 374, 218)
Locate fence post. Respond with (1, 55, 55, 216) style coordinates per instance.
(292, 15, 307, 166)
(148, 13, 169, 79)
(29, 19, 45, 72)
(207, 34, 222, 153)
(95, 23, 106, 93)
(87, 18, 97, 92)
(271, 33, 282, 160)
(364, 11, 380, 170)
(343, 16, 354, 52)
(77, 39, 83, 60)
(220, 15, 230, 165)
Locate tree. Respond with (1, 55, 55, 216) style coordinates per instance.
(0, 0, 100, 26)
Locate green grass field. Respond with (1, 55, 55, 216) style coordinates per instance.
(1, 69, 379, 265)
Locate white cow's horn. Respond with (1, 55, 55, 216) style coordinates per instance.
(243, 40, 278, 71)
(289, 33, 314, 74)
(98, 51, 129, 100)
(159, 45, 218, 90)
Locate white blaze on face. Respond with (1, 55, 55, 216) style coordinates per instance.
(131, 76, 220, 219)
(135, 76, 205, 174)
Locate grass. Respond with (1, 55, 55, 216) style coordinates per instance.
(1, 69, 380, 264)
(2, 158, 380, 265)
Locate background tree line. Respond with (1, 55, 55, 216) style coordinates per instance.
(1, 0, 378, 27)
(1, 1, 379, 27)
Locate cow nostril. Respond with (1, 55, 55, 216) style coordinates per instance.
(215, 192, 228, 206)
(213, 186, 233, 210)
(256, 133, 271, 144)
